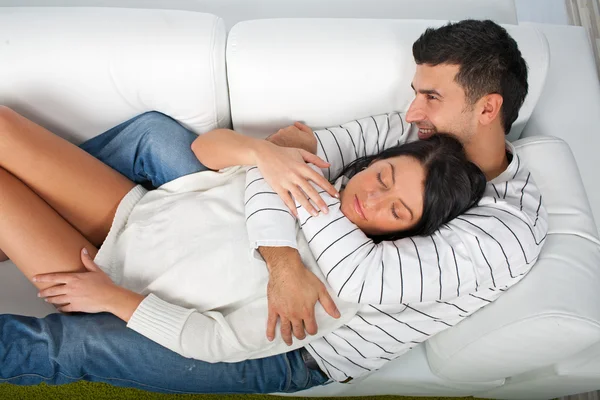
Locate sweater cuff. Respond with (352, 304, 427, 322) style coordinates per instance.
(127, 293, 195, 352)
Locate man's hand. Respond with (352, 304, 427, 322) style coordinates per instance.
(266, 122, 318, 154)
(260, 246, 340, 345)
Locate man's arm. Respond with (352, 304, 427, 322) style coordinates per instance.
(259, 246, 339, 345)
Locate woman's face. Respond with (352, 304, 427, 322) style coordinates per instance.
(340, 155, 426, 236)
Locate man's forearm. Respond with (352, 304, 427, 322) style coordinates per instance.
(258, 246, 303, 273)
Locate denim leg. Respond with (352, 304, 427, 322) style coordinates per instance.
(0, 313, 328, 394)
(80, 111, 208, 188)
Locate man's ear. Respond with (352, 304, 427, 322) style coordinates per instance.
(478, 93, 503, 126)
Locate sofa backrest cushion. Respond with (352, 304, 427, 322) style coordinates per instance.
(426, 136, 600, 381)
(0, 7, 230, 144)
(226, 18, 549, 141)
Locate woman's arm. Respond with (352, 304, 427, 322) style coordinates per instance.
(191, 128, 265, 170)
(193, 127, 336, 215)
(37, 247, 359, 362)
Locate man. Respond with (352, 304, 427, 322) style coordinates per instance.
(0, 20, 547, 393)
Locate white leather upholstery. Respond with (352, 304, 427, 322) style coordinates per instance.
(225, 19, 549, 142)
(520, 23, 600, 234)
(426, 136, 600, 382)
(0, 7, 230, 144)
(479, 341, 600, 399)
(1, 5, 600, 399)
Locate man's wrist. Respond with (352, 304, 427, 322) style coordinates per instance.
(258, 246, 303, 273)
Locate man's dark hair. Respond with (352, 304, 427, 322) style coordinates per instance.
(341, 134, 487, 242)
(412, 19, 529, 134)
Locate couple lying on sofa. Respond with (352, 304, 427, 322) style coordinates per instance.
(0, 19, 548, 394)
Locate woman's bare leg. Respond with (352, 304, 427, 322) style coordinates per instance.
(0, 106, 135, 247)
(0, 167, 97, 290)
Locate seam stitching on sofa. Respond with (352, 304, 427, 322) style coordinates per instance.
(429, 313, 600, 378)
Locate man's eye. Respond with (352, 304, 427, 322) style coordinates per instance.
(377, 172, 387, 188)
(426, 94, 437, 100)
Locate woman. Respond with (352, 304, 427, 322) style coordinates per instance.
(0, 107, 485, 363)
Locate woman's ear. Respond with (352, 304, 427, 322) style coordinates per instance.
(478, 93, 503, 126)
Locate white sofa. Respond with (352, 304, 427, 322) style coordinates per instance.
(1, 5, 599, 400)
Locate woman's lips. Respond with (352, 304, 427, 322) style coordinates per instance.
(354, 195, 367, 220)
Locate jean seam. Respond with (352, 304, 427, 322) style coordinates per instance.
(282, 352, 294, 392)
(0, 371, 208, 394)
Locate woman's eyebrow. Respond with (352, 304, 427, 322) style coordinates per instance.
(387, 162, 414, 219)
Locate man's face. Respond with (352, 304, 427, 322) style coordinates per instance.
(406, 63, 478, 145)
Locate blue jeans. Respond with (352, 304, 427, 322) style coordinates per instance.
(0, 112, 328, 393)
(79, 111, 209, 187)
(0, 313, 328, 393)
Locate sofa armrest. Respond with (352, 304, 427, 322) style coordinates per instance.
(426, 136, 600, 382)
(520, 23, 600, 233)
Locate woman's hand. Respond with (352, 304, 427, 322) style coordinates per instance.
(33, 248, 144, 321)
(257, 122, 339, 217)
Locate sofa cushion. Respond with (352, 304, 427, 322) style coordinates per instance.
(425, 136, 600, 382)
(225, 18, 549, 141)
(0, 7, 230, 143)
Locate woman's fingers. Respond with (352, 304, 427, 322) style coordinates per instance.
(276, 189, 299, 218)
(300, 150, 330, 169)
(288, 186, 318, 217)
(43, 294, 69, 305)
(32, 272, 73, 284)
(80, 248, 100, 272)
(38, 284, 68, 298)
(296, 180, 328, 214)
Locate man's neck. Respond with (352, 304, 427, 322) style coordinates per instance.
(465, 128, 509, 181)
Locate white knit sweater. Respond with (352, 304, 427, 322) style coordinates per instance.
(94, 166, 359, 363)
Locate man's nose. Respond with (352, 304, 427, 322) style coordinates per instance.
(406, 100, 425, 123)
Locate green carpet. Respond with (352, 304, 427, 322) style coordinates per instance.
(0, 382, 480, 400)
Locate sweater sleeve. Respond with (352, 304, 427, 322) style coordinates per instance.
(127, 292, 360, 363)
(245, 112, 408, 252)
(127, 293, 270, 363)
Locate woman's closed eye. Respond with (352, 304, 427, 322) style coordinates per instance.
(391, 204, 400, 220)
(377, 172, 387, 188)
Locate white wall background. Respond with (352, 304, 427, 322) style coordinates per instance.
(515, 0, 570, 24)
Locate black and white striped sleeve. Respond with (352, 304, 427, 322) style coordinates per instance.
(314, 112, 408, 181)
(296, 152, 549, 304)
(245, 166, 298, 252)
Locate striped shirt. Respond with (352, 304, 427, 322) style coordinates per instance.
(244, 113, 549, 382)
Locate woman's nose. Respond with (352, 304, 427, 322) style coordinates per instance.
(365, 189, 389, 210)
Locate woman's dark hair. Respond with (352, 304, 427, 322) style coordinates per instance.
(341, 134, 486, 242)
(412, 19, 528, 135)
